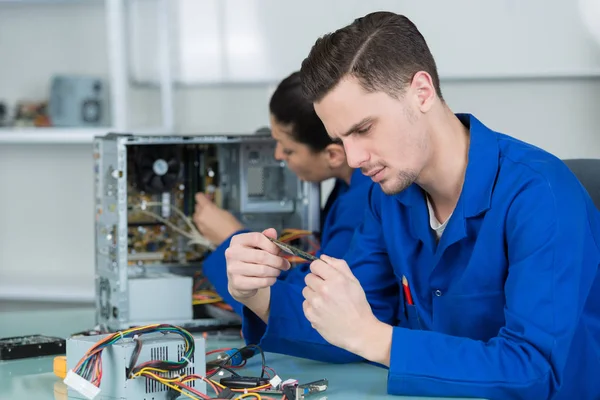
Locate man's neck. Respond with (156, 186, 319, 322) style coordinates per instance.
(417, 108, 470, 222)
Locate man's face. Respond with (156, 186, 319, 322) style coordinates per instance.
(314, 76, 430, 195)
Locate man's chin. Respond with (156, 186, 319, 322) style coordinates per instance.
(379, 180, 411, 196)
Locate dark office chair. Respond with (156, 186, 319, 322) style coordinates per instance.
(563, 159, 600, 210)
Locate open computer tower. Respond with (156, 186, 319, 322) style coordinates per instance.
(93, 133, 321, 331)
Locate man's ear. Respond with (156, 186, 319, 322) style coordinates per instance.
(324, 143, 346, 169)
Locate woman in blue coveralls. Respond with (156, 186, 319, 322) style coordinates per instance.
(192, 71, 371, 316)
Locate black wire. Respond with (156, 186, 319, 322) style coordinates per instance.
(220, 366, 241, 377)
(205, 345, 265, 379)
(255, 346, 266, 379)
(127, 338, 143, 379)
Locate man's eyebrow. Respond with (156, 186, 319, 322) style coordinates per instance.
(341, 117, 373, 137)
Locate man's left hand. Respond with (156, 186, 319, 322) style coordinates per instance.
(302, 254, 382, 356)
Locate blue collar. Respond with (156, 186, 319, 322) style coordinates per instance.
(348, 168, 371, 189)
(396, 114, 499, 218)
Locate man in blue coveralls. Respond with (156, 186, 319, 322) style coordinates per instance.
(224, 11, 600, 400)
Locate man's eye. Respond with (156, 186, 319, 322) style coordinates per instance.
(283, 149, 293, 155)
(356, 126, 371, 135)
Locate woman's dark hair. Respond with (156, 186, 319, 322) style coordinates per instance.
(269, 71, 333, 152)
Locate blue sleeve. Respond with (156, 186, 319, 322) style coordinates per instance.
(278, 191, 371, 286)
(202, 229, 250, 316)
(386, 178, 600, 398)
(242, 186, 399, 363)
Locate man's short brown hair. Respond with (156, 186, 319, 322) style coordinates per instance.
(300, 11, 442, 103)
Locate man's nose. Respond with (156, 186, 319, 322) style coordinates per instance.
(344, 140, 369, 168)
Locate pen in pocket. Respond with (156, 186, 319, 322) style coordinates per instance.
(402, 275, 414, 305)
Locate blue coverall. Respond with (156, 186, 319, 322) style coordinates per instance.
(241, 114, 600, 400)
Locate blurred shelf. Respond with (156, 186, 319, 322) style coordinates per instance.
(0, 127, 182, 144)
(0, 127, 113, 144)
(0, 0, 102, 4)
(0, 283, 94, 302)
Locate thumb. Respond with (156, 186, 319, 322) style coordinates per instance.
(261, 228, 278, 240)
(319, 254, 355, 279)
(195, 192, 210, 205)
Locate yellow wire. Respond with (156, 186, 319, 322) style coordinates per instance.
(139, 372, 200, 400)
(232, 384, 271, 392)
(281, 228, 312, 235)
(181, 375, 221, 394)
(209, 379, 226, 389)
(133, 367, 183, 380)
(192, 299, 222, 305)
(235, 394, 262, 399)
(206, 379, 270, 393)
(194, 290, 220, 296)
(193, 289, 223, 305)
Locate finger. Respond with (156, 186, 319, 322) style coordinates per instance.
(302, 284, 324, 311)
(302, 299, 310, 314)
(229, 275, 277, 291)
(229, 261, 283, 279)
(261, 228, 278, 239)
(301, 285, 310, 300)
(195, 192, 210, 205)
(304, 272, 325, 291)
(302, 300, 314, 324)
(226, 247, 290, 271)
(319, 254, 355, 279)
(192, 210, 200, 223)
(309, 259, 341, 281)
(230, 231, 283, 256)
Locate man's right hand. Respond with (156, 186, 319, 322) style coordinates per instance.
(225, 228, 291, 301)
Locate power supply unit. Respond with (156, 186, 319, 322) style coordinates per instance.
(65, 332, 206, 400)
(93, 132, 321, 331)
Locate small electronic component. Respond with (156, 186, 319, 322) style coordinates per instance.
(54, 355, 67, 379)
(215, 347, 256, 366)
(267, 236, 319, 262)
(278, 378, 329, 400)
(219, 376, 271, 389)
(0, 334, 66, 360)
(282, 378, 329, 400)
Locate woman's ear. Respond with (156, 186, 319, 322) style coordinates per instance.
(325, 143, 347, 169)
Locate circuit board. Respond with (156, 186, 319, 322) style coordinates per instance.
(125, 143, 219, 266)
(267, 236, 319, 262)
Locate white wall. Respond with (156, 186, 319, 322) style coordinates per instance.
(1, 1, 599, 302)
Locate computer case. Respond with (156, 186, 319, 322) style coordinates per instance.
(93, 132, 320, 331)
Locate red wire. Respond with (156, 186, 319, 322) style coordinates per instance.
(206, 347, 231, 356)
(174, 381, 212, 400)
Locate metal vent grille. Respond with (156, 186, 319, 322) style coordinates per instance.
(178, 343, 196, 387)
(143, 343, 195, 394)
(144, 345, 169, 394)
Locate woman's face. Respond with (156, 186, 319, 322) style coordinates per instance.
(270, 114, 332, 182)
